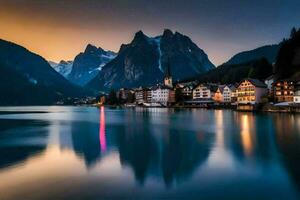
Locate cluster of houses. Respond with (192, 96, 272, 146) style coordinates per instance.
(117, 65, 176, 106)
(114, 64, 300, 108)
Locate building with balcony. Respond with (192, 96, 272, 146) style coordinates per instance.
(237, 79, 267, 104)
(150, 85, 175, 106)
(213, 85, 236, 103)
(192, 84, 213, 100)
(135, 87, 151, 104)
(176, 82, 195, 100)
(230, 85, 238, 103)
(273, 80, 294, 102)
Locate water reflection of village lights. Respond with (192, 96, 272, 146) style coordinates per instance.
(100, 106, 106, 152)
(241, 114, 253, 156)
(215, 110, 225, 148)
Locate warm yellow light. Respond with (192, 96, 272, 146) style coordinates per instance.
(241, 114, 253, 156)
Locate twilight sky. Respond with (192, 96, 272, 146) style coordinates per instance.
(0, 0, 299, 65)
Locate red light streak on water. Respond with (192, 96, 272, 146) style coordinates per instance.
(100, 106, 106, 152)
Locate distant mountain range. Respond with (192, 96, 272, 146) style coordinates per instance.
(0, 39, 87, 105)
(87, 29, 215, 91)
(0, 28, 294, 105)
(68, 44, 117, 86)
(49, 45, 116, 86)
(224, 44, 280, 65)
(49, 60, 73, 78)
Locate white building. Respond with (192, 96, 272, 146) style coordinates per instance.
(294, 81, 300, 104)
(223, 85, 232, 102)
(264, 75, 274, 92)
(213, 85, 233, 103)
(150, 85, 175, 106)
(193, 84, 212, 100)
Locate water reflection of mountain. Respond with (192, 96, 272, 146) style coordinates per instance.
(161, 130, 213, 186)
(117, 125, 159, 184)
(70, 120, 102, 168)
(59, 107, 108, 168)
(0, 146, 46, 169)
(0, 119, 48, 169)
(273, 114, 300, 192)
(115, 111, 214, 187)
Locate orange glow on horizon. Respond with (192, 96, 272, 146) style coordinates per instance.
(0, 7, 225, 65)
(0, 10, 126, 62)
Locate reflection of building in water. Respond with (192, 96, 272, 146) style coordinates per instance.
(273, 114, 300, 192)
(215, 110, 225, 148)
(99, 106, 106, 152)
(205, 110, 236, 168)
(240, 114, 253, 156)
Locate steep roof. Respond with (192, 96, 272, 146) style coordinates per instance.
(217, 85, 226, 93)
(209, 85, 219, 93)
(151, 84, 173, 90)
(241, 78, 267, 88)
(229, 84, 237, 91)
(165, 60, 172, 78)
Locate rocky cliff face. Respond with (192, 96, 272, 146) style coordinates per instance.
(87, 29, 215, 91)
(68, 44, 116, 86)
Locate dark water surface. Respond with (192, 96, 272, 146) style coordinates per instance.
(0, 106, 300, 200)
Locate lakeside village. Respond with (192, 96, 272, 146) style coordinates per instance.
(71, 64, 300, 112)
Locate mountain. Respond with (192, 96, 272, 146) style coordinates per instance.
(0, 39, 87, 105)
(275, 27, 300, 80)
(193, 58, 273, 84)
(49, 60, 73, 78)
(224, 44, 280, 65)
(87, 29, 215, 91)
(68, 44, 116, 86)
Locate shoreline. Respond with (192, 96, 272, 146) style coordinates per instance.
(97, 104, 300, 113)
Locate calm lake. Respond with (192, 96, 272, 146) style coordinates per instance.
(0, 106, 300, 199)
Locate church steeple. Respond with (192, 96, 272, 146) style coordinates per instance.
(165, 61, 171, 78)
(164, 60, 173, 88)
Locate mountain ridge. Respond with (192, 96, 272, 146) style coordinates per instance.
(68, 44, 117, 86)
(0, 38, 87, 105)
(87, 29, 215, 92)
(224, 44, 280, 65)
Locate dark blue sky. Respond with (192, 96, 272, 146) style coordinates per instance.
(0, 0, 299, 65)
